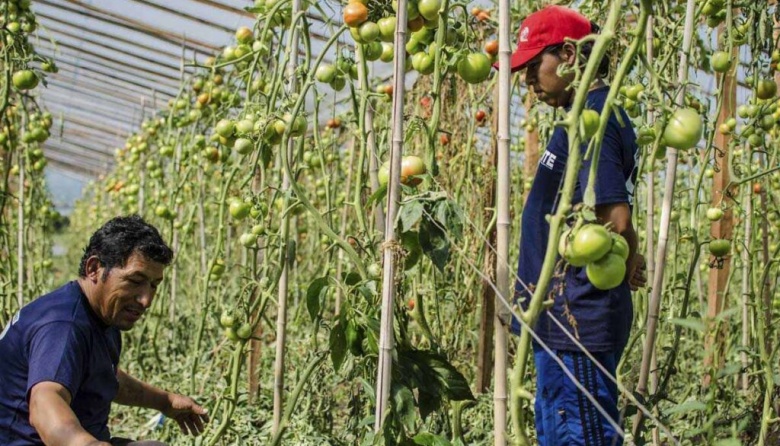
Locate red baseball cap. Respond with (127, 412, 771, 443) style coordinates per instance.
(494, 6, 592, 72)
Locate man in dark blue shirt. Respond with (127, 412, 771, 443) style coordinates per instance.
(0, 215, 208, 445)
(503, 6, 646, 446)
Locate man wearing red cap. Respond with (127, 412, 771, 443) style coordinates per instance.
(503, 5, 646, 446)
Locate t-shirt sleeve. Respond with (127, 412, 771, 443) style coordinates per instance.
(26, 322, 88, 402)
(577, 117, 629, 206)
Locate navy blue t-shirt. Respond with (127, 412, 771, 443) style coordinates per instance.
(514, 86, 639, 353)
(0, 281, 121, 445)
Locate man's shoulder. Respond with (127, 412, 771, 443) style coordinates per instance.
(20, 282, 91, 331)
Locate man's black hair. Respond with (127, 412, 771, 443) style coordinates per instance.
(78, 215, 173, 279)
(544, 22, 610, 78)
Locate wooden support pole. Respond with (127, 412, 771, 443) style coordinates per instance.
(703, 26, 736, 387)
(475, 90, 499, 394)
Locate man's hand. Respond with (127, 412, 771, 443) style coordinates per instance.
(163, 393, 209, 436)
(628, 253, 647, 291)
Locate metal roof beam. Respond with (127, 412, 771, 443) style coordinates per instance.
(61, 0, 221, 52)
(39, 56, 179, 98)
(36, 41, 184, 89)
(37, 27, 189, 79)
(35, 0, 216, 55)
(36, 12, 191, 63)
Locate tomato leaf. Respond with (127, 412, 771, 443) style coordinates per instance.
(329, 319, 347, 371)
(306, 276, 329, 322)
(668, 317, 705, 333)
(401, 231, 422, 270)
(367, 183, 388, 209)
(395, 349, 474, 420)
(413, 433, 452, 446)
(419, 218, 450, 272)
(343, 271, 362, 286)
(391, 383, 417, 432)
(434, 199, 464, 239)
(664, 399, 707, 416)
(398, 200, 424, 232)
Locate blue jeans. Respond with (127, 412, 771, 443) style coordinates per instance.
(534, 347, 624, 446)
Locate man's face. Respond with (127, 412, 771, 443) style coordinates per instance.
(523, 46, 576, 108)
(91, 251, 165, 331)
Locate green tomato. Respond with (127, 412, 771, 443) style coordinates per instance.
(234, 137, 254, 155)
(378, 160, 390, 186)
(559, 228, 588, 267)
(215, 119, 235, 138)
(610, 233, 630, 261)
(358, 21, 380, 43)
(417, 0, 441, 21)
(756, 79, 777, 100)
(663, 108, 702, 150)
(364, 41, 383, 61)
(709, 239, 731, 257)
(706, 207, 723, 221)
(236, 323, 252, 340)
(229, 199, 251, 220)
(586, 253, 626, 290)
(315, 64, 336, 83)
(379, 43, 394, 63)
(580, 109, 599, 140)
(711, 51, 731, 73)
(220, 310, 237, 328)
(12, 70, 38, 90)
(239, 232, 258, 248)
(378, 16, 396, 42)
(571, 224, 612, 264)
(457, 53, 491, 84)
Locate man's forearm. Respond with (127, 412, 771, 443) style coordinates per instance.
(29, 382, 111, 446)
(115, 369, 170, 412)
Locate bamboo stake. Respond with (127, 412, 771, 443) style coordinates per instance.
(335, 138, 357, 316)
(374, 0, 407, 429)
(273, 0, 301, 434)
(632, 0, 697, 437)
(494, 0, 511, 440)
(740, 184, 751, 391)
(475, 134, 497, 394)
(643, 16, 662, 446)
(16, 149, 24, 308)
(355, 47, 385, 235)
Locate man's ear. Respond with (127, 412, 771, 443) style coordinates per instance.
(562, 42, 577, 65)
(84, 256, 103, 282)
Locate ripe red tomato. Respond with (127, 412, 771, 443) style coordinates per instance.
(484, 40, 498, 56)
(408, 16, 424, 32)
(401, 155, 426, 186)
(475, 110, 487, 122)
(753, 183, 762, 194)
(343, 2, 368, 27)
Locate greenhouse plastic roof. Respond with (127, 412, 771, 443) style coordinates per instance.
(34, 0, 357, 178)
